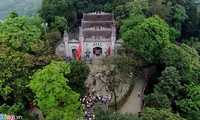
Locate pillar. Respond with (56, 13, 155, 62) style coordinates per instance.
(63, 31, 70, 57)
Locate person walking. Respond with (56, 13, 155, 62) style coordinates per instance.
(138, 90, 141, 97)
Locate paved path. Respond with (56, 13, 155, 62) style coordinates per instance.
(119, 66, 156, 115)
(119, 79, 146, 115)
(28, 107, 44, 120)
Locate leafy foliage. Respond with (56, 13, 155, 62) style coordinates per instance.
(122, 15, 175, 63)
(29, 61, 83, 120)
(147, 0, 172, 22)
(104, 0, 131, 26)
(75, 0, 108, 19)
(0, 45, 35, 119)
(120, 14, 145, 35)
(141, 107, 185, 120)
(154, 67, 183, 101)
(171, 4, 187, 30)
(0, 45, 34, 101)
(143, 92, 171, 109)
(95, 107, 138, 120)
(191, 41, 200, 55)
(7, 11, 19, 18)
(39, 0, 76, 27)
(67, 61, 90, 96)
(50, 16, 69, 34)
(101, 55, 141, 110)
(0, 16, 41, 52)
(161, 44, 200, 83)
(127, 0, 149, 15)
(176, 84, 200, 120)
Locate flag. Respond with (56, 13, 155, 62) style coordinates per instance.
(76, 40, 82, 60)
(107, 46, 111, 56)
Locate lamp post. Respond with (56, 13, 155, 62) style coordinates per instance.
(41, 23, 48, 36)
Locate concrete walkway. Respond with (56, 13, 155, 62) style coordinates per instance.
(28, 107, 44, 120)
(119, 79, 146, 115)
(119, 66, 156, 115)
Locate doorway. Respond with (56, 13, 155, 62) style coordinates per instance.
(72, 49, 77, 59)
(93, 47, 102, 56)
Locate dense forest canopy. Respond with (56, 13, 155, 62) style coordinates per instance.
(1, 0, 200, 120)
(0, 0, 42, 20)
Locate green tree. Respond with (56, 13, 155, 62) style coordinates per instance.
(0, 45, 34, 101)
(128, 0, 149, 15)
(31, 31, 62, 67)
(181, 0, 200, 38)
(147, 0, 172, 22)
(154, 67, 183, 101)
(104, 0, 131, 27)
(45, 31, 62, 48)
(176, 84, 200, 120)
(141, 107, 185, 120)
(161, 44, 200, 83)
(0, 16, 41, 52)
(122, 15, 177, 63)
(50, 16, 69, 35)
(191, 41, 200, 55)
(0, 45, 35, 119)
(67, 61, 90, 96)
(143, 92, 171, 109)
(7, 11, 19, 18)
(75, 0, 108, 19)
(31, 40, 62, 67)
(101, 55, 140, 111)
(120, 14, 145, 35)
(95, 107, 138, 120)
(171, 4, 187, 31)
(0, 103, 35, 120)
(39, 0, 76, 27)
(29, 16, 45, 31)
(180, 43, 199, 61)
(29, 61, 83, 120)
(114, 5, 130, 26)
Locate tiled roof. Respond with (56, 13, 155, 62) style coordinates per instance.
(82, 29, 112, 38)
(81, 21, 115, 29)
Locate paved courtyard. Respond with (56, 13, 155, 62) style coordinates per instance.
(85, 64, 131, 104)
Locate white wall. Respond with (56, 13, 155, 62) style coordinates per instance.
(83, 41, 112, 57)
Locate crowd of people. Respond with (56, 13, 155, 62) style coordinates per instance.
(80, 90, 113, 120)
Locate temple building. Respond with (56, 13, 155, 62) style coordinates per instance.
(63, 12, 122, 60)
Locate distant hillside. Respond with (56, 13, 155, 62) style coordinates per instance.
(0, 0, 42, 19)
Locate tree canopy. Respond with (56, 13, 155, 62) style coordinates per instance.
(143, 92, 171, 109)
(154, 67, 183, 101)
(176, 84, 200, 120)
(122, 15, 177, 63)
(141, 107, 185, 120)
(67, 60, 90, 96)
(0, 16, 41, 52)
(1, 0, 200, 119)
(95, 107, 138, 120)
(39, 0, 76, 27)
(29, 61, 83, 120)
(0, 45, 35, 119)
(161, 44, 200, 83)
